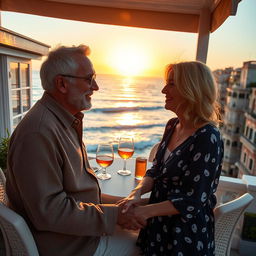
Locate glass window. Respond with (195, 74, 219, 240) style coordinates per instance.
(243, 153, 247, 163)
(12, 90, 21, 116)
(232, 141, 238, 147)
(226, 140, 230, 146)
(249, 159, 253, 170)
(239, 93, 245, 99)
(20, 63, 29, 88)
(245, 126, 249, 136)
(13, 116, 22, 129)
(9, 60, 31, 131)
(22, 89, 31, 112)
(233, 92, 237, 98)
(10, 62, 19, 89)
(249, 128, 253, 140)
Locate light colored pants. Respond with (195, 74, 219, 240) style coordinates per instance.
(93, 226, 141, 256)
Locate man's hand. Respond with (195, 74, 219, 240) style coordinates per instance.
(117, 205, 146, 230)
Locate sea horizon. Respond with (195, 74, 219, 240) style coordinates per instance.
(32, 71, 176, 159)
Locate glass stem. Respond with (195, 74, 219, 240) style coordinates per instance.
(123, 159, 127, 171)
(102, 168, 106, 175)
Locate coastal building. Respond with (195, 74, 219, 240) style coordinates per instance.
(240, 61, 256, 88)
(222, 84, 250, 176)
(0, 26, 49, 138)
(213, 67, 233, 118)
(237, 87, 256, 177)
(221, 61, 256, 177)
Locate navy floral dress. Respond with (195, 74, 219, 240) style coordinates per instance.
(137, 118, 224, 256)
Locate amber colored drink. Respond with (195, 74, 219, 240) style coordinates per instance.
(118, 148, 134, 159)
(135, 157, 147, 180)
(96, 155, 113, 168)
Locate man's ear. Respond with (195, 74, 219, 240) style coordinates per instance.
(55, 75, 68, 94)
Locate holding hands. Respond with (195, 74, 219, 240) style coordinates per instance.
(116, 189, 150, 231)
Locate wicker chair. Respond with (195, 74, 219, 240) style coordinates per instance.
(148, 142, 160, 162)
(0, 168, 39, 256)
(0, 169, 8, 205)
(214, 193, 254, 256)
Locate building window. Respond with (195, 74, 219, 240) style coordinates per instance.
(245, 126, 249, 136)
(226, 140, 230, 146)
(249, 128, 253, 140)
(254, 131, 256, 144)
(232, 141, 238, 147)
(243, 153, 247, 163)
(233, 92, 237, 98)
(239, 93, 245, 99)
(9, 61, 31, 130)
(249, 158, 253, 170)
(235, 127, 240, 133)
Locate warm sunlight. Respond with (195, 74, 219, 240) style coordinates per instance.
(116, 113, 141, 126)
(110, 44, 149, 76)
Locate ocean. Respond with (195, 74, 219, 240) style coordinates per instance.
(32, 71, 176, 158)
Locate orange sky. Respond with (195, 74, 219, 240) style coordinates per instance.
(2, 0, 256, 77)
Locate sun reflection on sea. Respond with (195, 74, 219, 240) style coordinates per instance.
(116, 112, 141, 126)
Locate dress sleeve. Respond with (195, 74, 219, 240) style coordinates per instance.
(167, 127, 223, 222)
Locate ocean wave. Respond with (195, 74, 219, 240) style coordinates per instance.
(84, 123, 165, 132)
(90, 106, 163, 113)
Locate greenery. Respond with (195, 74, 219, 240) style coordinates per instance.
(0, 131, 10, 170)
(242, 212, 256, 242)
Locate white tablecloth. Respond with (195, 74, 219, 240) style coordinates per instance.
(89, 158, 151, 197)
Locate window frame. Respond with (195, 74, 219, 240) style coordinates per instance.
(7, 57, 32, 132)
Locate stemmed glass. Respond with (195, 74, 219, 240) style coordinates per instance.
(96, 143, 114, 180)
(117, 136, 134, 176)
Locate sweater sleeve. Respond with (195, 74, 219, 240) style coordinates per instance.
(8, 132, 118, 237)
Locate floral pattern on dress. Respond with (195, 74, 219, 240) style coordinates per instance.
(137, 118, 224, 256)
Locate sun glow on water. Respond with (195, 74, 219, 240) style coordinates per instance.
(116, 113, 142, 126)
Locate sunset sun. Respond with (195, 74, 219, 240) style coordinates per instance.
(110, 44, 149, 76)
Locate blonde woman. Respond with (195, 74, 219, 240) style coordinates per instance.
(119, 61, 224, 255)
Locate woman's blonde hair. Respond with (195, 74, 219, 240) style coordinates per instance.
(165, 61, 221, 127)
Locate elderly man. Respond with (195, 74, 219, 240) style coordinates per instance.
(6, 45, 142, 256)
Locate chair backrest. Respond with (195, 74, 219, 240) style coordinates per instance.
(0, 168, 8, 205)
(214, 193, 254, 256)
(0, 203, 39, 256)
(148, 142, 160, 162)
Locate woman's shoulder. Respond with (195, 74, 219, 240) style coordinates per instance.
(193, 123, 223, 144)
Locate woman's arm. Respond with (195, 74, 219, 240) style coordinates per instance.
(134, 200, 179, 221)
(118, 176, 154, 212)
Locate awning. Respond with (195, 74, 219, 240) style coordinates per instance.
(0, 0, 242, 63)
(0, 0, 241, 33)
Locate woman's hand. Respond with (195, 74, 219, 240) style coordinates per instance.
(116, 189, 142, 213)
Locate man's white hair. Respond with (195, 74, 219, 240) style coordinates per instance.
(40, 45, 90, 92)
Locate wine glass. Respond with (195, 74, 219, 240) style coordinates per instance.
(117, 136, 134, 176)
(96, 143, 114, 180)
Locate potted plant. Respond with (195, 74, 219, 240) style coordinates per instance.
(0, 131, 10, 176)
